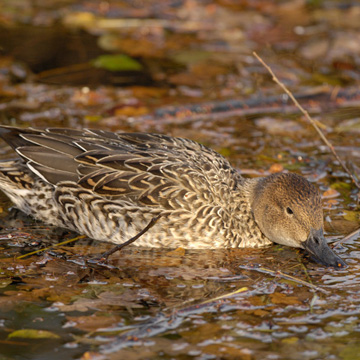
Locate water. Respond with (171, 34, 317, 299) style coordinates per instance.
(0, 1, 360, 358)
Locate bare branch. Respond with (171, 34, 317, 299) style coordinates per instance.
(253, 52, 360, 189)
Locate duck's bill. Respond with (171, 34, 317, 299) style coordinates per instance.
(302, 228, 347, 269)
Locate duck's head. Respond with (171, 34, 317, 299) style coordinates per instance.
(251, 172, 346, 269)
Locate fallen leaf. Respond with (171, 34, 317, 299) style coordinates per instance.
(269, 163, 284, 173)
(81, 351, 107, 360)
(343, 211, 359, 222)
(253, 309, 269, 317)
(322, 188, 340, 198)
(269, 292, 301, 305)
(92, 54, 143, 71)
(66, 314, 123, 332)
(166, 247, 186, 257)
(8, 329, 60, 339)
(281, 336, 299, 344)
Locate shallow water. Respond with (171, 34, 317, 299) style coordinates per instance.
(0, 1, 360, 359)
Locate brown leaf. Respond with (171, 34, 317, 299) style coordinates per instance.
(269, 163, 284, 173)
(270, 292, 301, 305)
(66, 314, 123, 332)
(253, 309, 270, 317)
(322, 188, 340, 198)
(166, 247, 186, 257)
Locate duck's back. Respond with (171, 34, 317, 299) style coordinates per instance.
(0, 126, 269, 248)
(0, 127, 240, 204)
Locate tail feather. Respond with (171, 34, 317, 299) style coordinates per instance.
(0, 125, 82, 185)
(0, 160, 34, 190)
(0, 126, 41, 150)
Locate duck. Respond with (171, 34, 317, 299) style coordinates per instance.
(0, 125, 346, 268)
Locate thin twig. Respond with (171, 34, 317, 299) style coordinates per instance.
(16, 235, 86, 259)
(201, 286, 249, 304)
(333, 227, 360, 246)
(253, 52, 360, 190)
(296, 254, 313, 284)
(97, 214, 162, 261)
(240, 265, 330, 294)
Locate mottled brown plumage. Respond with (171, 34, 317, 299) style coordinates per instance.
(251, 173, 323, 249)
(0, 126, 346, 268)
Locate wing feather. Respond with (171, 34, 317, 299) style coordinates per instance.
(0, 126, 241, 210)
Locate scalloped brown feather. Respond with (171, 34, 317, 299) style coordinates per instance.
(0, 126, 261, 248)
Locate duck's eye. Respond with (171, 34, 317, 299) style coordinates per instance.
(286, 207, 293, 215)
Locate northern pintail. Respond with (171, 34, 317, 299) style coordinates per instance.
(0, 126, 346, 268)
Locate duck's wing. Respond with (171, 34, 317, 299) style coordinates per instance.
(0, 126, 241, 208)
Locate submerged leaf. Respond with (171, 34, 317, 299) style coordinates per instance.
(8, 329, 60, 339)
(281, 337, 299, 344)
(340, 344, 360, 360)
(270, 292, 301, 305)
(92, 54, 143, 71)
(343, 210, 359, 223)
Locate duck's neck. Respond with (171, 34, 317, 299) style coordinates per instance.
(239, 176, 263, 203)
(226, 176, 271, 248)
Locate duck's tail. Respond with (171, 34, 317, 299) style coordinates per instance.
(0, 159, 34, 190)
(0, 125, 41, 150)
(0, 159, 35, 215)
(0, 159, 60, 223)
